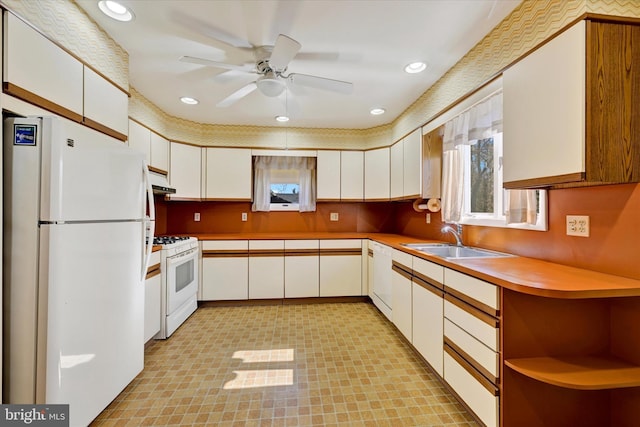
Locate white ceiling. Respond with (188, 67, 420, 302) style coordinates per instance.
(77, 0, 521, 129)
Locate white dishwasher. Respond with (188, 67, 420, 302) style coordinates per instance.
(371, 241, 392, 320)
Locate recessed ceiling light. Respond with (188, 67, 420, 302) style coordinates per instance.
(404, 62, 427, 74)
(370, 108, 386, 116)
(180, 96, 199, 105)
(275, 115, 290, 122)
(98, 1, 135, 22)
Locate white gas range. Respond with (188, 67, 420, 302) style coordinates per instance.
(152, 236, 199, 339)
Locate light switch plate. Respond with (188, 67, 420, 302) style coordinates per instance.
(194, 212, 201, 222)
(330, 212, 339, 221)
(566, 215, 589, 237)
(241, 212, 248, 222)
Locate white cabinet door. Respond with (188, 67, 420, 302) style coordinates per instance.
(83, 67, 128, 136)
(341, 151, 364, 200)
(390, 140, 404, 199)
(284, 240, 319, 298)
(249, 240, 284, 299)
(403, 128, 422, 197)
(391, 250, 412, 341)
(503, 21, 585, 185)
(205, 148, 252, 200)
(201, 241, 248, 301)
(128, 120, 151, 165)
(150, 132, 169, 172)
(412, 257, 444, 376)
(319, 240, 362, 296)
(317, 150, 341, 200)
(170, 142, 202, 199)
(364, 147, 390, 200)
(4, 12, 83, 118)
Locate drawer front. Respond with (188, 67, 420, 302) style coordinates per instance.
(444, 351, 499, 427)
(445, 268, 498, 312)
(413, 257, 444, 284)
(320, 239, 362, 250)
(249, 240, 285, 250)
(149, 250, 161, 266)
(202, 240, 248, 251)
(444, 318, 499, 379)
(284, 239, 319, 251)
(391, 248, 413, 267)
(444, 299, 499, 351)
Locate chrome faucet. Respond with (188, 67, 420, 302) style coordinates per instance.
(442, 224, 463, 246)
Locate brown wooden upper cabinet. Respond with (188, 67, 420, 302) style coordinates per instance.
(422, 126, 442, 199)
(503, 19, 640, 189)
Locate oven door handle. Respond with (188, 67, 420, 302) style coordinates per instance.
(166, 247, 199, 266)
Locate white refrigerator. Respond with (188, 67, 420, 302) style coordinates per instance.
(3, 116, 155, 426)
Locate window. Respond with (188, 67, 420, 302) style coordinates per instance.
(252, 156, 316, 212)
(441, 90, 547, 231)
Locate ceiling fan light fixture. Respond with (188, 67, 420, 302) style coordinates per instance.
(275, 115, 290, 123)
(370, 108, 386, 116)
(97, 0, 134, 22)
(180, 96, 199, 105)
(256, 73, 286, 97)
(404, 61, 427, 74)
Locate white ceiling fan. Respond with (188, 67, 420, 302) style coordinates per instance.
(179, 33, 354, 108)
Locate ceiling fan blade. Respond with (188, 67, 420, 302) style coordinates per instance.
(217, 82, 257, 107)
(172, 11, 253, 50)
(180, 56, 253, 72)
(288, 73, 353, 95)
(269, 34, 301, 71)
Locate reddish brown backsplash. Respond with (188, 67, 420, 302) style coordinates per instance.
(160, 183, 640, 280)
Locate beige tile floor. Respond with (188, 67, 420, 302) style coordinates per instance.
(92, 302, 479, 426)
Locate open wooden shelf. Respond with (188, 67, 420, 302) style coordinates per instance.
(505, 355, 640, 390)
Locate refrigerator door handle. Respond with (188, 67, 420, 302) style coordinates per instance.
(142, 164, 155, 282)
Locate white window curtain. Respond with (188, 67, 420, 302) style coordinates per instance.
(252, 156, 316, 212)
(506, 189, 538, 225)
(441, 91, 503, 223)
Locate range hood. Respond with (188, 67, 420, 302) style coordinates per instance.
(148, 169, 176, 195)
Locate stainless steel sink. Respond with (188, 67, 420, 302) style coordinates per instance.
(402, 243, 513, 260)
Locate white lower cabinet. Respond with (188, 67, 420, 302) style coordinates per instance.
(443, 267, 500, 427)
(411, 257, 445, 376)
(319, 239, 362, 296)
(144, 250, 162, 343)
(391, 249, 412, 341)
(284, 240, 319, 298)
(249, 240, 285, 299)
(201, 240, 249, 301)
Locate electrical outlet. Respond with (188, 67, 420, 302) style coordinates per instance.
(241, 212, 248, 222)
(194, 212, 200, 222)
(566, 215, 589, 237)
(426, 213, 431, 224)
(330, 212, 339, 221)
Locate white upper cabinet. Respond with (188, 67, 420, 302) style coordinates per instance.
(150, 132, 169, 172)
(4, 12, 83, 119)
(364, 147, 390, 201)
(341, 151, 364, 201)
(503, 21, 585, 186)
(205, 148, 252, 200)
(170, 142, 202, 199)
(390, 141, 404, 200)
(83, 67, 128, 137)
(317, 150, 341, 201)
(403, 129, 422, 198)
(128, 120, 151, 165)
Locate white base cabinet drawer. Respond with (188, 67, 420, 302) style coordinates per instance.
(444, 351, 498, 427)
(249, 240, 284, 299)
(284, 240, 319, 298)
(444, 298, 499, 352)
(201, 240, 249, 301)
(445, 268, 498, 311)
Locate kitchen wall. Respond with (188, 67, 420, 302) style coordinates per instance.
(161, 201, 397, 235)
